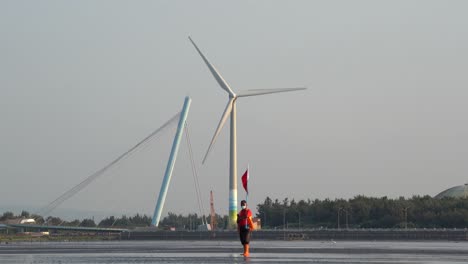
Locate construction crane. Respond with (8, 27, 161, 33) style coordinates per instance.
(210, 190, 217, 231)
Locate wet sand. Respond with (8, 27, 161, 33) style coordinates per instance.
(1, 240, 468, 263)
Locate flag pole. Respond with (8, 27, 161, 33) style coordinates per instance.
(241, 165, 250, 203)
(246, 164, 249, 202)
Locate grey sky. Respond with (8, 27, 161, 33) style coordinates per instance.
(1, 1, 468, 220)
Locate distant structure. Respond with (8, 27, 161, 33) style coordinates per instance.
(0, 218, 35, 225)
(434, 183, 468, 199)
(152, 97, 192, 226)
(210, 190, 217, 231)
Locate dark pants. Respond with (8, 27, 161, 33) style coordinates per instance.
(239, 229, 251, 245)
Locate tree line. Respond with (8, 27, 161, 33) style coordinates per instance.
(2, 195, 468, 230)
(0, 211, 151, 228)
(0, 210, 221, 230)
(257, 195, 468, 229)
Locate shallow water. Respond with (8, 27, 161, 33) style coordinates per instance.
(1, 240, 468, 263)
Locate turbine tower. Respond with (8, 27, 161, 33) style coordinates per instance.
(189, 37, 306, 228)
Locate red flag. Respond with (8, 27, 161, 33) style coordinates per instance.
(241, 168, 249, 194)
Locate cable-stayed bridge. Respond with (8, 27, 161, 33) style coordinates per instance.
(5, 97, 202, 233)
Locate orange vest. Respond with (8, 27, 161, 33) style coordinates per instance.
(238, 209, 254, 230)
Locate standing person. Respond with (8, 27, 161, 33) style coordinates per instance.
(237, 200, 254, 257)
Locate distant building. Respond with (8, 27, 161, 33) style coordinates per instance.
(0, 218, 36, 234)
(0, 218, 36, 225)
(197, 224, 211, 231)
(434, 184, 468, 199)
(20, 231, 49, 237)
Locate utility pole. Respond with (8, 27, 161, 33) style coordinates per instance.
(343, 209, 349, 230)
(403, 207, 410, 229)
(283, 208, 286, 240)
(298, 211, 301, 229)
(337, 207, 342, 229)
(283, 209, 286, 230)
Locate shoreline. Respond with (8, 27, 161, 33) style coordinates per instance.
(123, 229, 468, 241)
(1, 240, 468, 255)
(3, 228, 468, 243)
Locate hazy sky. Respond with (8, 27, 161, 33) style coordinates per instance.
(1, 1, 468, 220)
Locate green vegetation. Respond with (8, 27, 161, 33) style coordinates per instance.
(2, 195, 468, 232)
(0, 211, 99, 228)
(159, 213, 228, 230)
(257, 195, 468, 229)
(0, 211, 227, 231)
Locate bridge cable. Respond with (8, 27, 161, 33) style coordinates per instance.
(36, 112, 181, 218)
(184, 121, 207, 225)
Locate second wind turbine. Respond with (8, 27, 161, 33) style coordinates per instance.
(189, 37, 306, 228)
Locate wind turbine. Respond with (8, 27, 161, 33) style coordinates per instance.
(189, 37, 306, 228)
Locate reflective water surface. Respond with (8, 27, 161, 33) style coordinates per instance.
(1, 240, 468, 263)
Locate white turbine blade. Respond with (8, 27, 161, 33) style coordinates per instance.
(202, 98, 235, 164)
(188, 36, 236, 97)
(236, 87, 307, 97)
